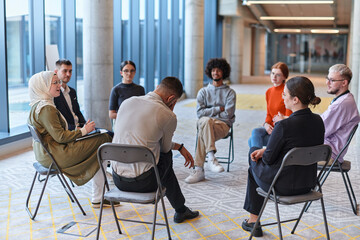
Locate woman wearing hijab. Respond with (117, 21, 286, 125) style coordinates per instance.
(28, 71, 114, 208)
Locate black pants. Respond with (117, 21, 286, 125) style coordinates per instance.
(113, 151, 186, 212)
(243, 149, 311, 215)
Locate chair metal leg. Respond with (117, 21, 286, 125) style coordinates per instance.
(274, 200, 283, 240)
(96, 198, 105, 240)
(320, 197, 330, 239)
(291, 201, 308, 234)
(249, 196, 270, 239)
(58, 173, 86, 216)
(305, 166, 332, 213)
(151, 191, 159, 240)
(25, 171, 51, 220)
(342, 171, 358, 215)
(159, 193, 172, 240)
(56, 174, 74, 202)
(111, 200, 122, 234)
(226, 136, 232, 172)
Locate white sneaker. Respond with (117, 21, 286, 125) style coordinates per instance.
(185, 167, 205, 184)
(208, 158, 224, 173)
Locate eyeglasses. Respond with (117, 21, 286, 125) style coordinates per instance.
(122, 69, 136, 73)
(326, 76, 345, 83)
(52, 80, 63, 85)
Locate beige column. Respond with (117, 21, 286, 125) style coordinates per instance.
(184, 0, 204, 98)
(83, 0, 113, 129)
(252, 28, 266, 76)
(230, 17, 244, 83)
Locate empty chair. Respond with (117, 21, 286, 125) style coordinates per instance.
(96, 143, 172, 240)
(25, 124, 86, 220)
(249, 145, 332, 240)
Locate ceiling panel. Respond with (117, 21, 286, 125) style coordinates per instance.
(246, 0, 351, 30)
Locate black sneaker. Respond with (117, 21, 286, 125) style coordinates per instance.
(92, 199, 120, 209)
(242, 219, 263, 237)
(173, 207, 199, 223)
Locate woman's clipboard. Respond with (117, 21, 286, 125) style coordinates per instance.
(75, 129, 105, 141)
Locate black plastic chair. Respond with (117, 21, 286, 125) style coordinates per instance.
(96, 143, 172, 240)
(249, 145, 332, 240)
(216, 126, 234, 172)
(25, 124, 86, 220)
(195, 126, 234, 172)
(305, 124, 358, 215)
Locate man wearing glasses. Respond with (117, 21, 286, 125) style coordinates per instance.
(54, 59, 86, 130)
(321, 64, 360, 164)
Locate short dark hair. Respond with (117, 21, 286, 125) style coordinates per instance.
(159, 77, 183, 98)
(120, 60, 136, 71)
(272, 62, 289, 79)
(204, 58, 231, 80)
(56, 59, 72, 68)
(286, 76, 321, 106)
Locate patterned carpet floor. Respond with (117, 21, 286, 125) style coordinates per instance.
(0, 82, 359, 240)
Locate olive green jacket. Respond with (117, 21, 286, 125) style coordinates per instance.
(28, 103, 112, 185)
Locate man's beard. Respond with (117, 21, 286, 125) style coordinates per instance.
(213, 78, 221, 82)
(327, 88, 339, 95)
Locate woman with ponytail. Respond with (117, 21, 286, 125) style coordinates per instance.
(242, 76, 324, 237)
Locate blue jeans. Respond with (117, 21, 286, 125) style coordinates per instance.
(248, 127, 270, 149)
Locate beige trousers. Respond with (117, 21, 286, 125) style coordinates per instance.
(195, 117, 230, 167)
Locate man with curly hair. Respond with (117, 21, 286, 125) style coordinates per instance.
(185, 58, 236, 184)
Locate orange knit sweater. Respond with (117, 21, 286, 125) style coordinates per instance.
(265, 83, 292, 127)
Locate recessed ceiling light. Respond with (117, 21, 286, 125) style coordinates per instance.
(260, 16, 335, 21)
(311, 29, 340, 33)
(246, 0, 334, 5)
(274, 29, 301, 33)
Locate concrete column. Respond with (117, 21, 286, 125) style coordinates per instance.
(184, 0, 204, 98)
(252, 28, 266, 76)
(230, 16, 244, 83)
(83, 0, 113, 129)
(351, 0, 360, 105)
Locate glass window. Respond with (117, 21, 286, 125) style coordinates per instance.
(76, 0, 84, 108)
(6, 0, 31, 129)
(154, 0, 159, 87)
(178, 0, 184, 81)
(139, 0, 145, 87)
(266, 33, 347, 74)
(45, 0, 62, 59)
(121, 0, 129, 61)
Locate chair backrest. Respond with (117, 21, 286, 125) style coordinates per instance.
(97, 143, 161, 191)
(333, 124, 358, 163)
(271, 145, 332, 189)
(28, 123, 43, 144)
(282, 145, 332, 167)
(28, 123, 60, 170)
(97, 143, 156, 166)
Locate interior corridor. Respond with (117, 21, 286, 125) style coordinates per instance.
(0, 77, 359, 240)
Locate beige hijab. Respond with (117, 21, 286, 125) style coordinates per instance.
(29, 71, 57, 114)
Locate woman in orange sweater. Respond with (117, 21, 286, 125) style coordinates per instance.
(248, 62, 292, 148)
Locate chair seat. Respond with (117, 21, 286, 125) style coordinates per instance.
(33, 162, 59, 175)
(105, 187, 166, 204)
(257, 188, 323, 205)
(318, 160, 351, 172)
